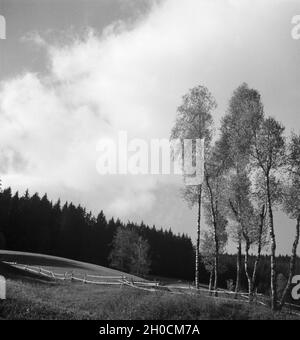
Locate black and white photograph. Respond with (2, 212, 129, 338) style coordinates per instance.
(0, 0, 300, 325)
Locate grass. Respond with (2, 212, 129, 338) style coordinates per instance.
(1, 279, 298, 320)
(0, 251, 299, 320)
(0, 250, 142, 281)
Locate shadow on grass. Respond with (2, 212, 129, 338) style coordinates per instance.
(0, 252, 88, 270)
(0, 261, 53, 284)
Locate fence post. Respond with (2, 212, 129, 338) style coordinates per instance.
(0, 276, 6, 300)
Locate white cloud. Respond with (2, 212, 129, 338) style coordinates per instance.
(0, 0, 299, 231)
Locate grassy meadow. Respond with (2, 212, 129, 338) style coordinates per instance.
(0, 251, 299, 320)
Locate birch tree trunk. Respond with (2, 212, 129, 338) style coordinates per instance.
(235, 236, 242, 299)
(251, 205, 265, 292)
(205, 173, 219, 296)
(195, 185, 202, 289)
(209, 269, 214, 292)
(244, 236, 254, 302)
(267, 178, 278, 311)
(213, 232, 219, 297)
(279, 216, 300, 310)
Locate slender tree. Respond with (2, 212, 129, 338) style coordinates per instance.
(218, 83, 264, 295)
(171, 85, 216, 289)
(279, 134, 300, 309)
(251, 117, 286, 310)
(234, 229, 242, 298)
(203, 146, 228, 295)
(201, 230, 227, 292)
(251, 203, 267, 296)
(229, 172, 267, 301)
(201, 231, 215, 291)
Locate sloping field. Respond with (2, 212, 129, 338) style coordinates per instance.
(0, 250, 142, 282)
(0, 251, 299, 320)
(0, 251, 151, 319)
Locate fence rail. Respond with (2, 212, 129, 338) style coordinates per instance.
(3, 261, 160, 287)
(3, 261, 300, 316)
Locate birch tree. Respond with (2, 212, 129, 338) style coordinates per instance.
(203, 145, 228, 295)
(279, 134, 300, 309)
(228, 171, 268, 301)
(218, 83, 264, 295)
(201, 231, 215, 291)
(201, 229, 227, 292)
(251, 117, 286, 310)
(170, 85, 216, 289)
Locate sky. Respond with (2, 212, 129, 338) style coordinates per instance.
(0, 0, 299, 255)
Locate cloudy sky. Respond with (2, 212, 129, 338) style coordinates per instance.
(0, 0, 299, 254)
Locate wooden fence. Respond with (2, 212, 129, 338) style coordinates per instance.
(3, 261, 300, 316)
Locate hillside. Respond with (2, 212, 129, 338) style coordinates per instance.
(0, 251, 299, 320)
(0, 250, 143, 281)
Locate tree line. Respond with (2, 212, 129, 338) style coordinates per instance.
(171, 83, 300, 310)
(0, 187, 194, 279)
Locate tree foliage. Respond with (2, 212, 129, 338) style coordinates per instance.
(109, 227, 151, 276)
